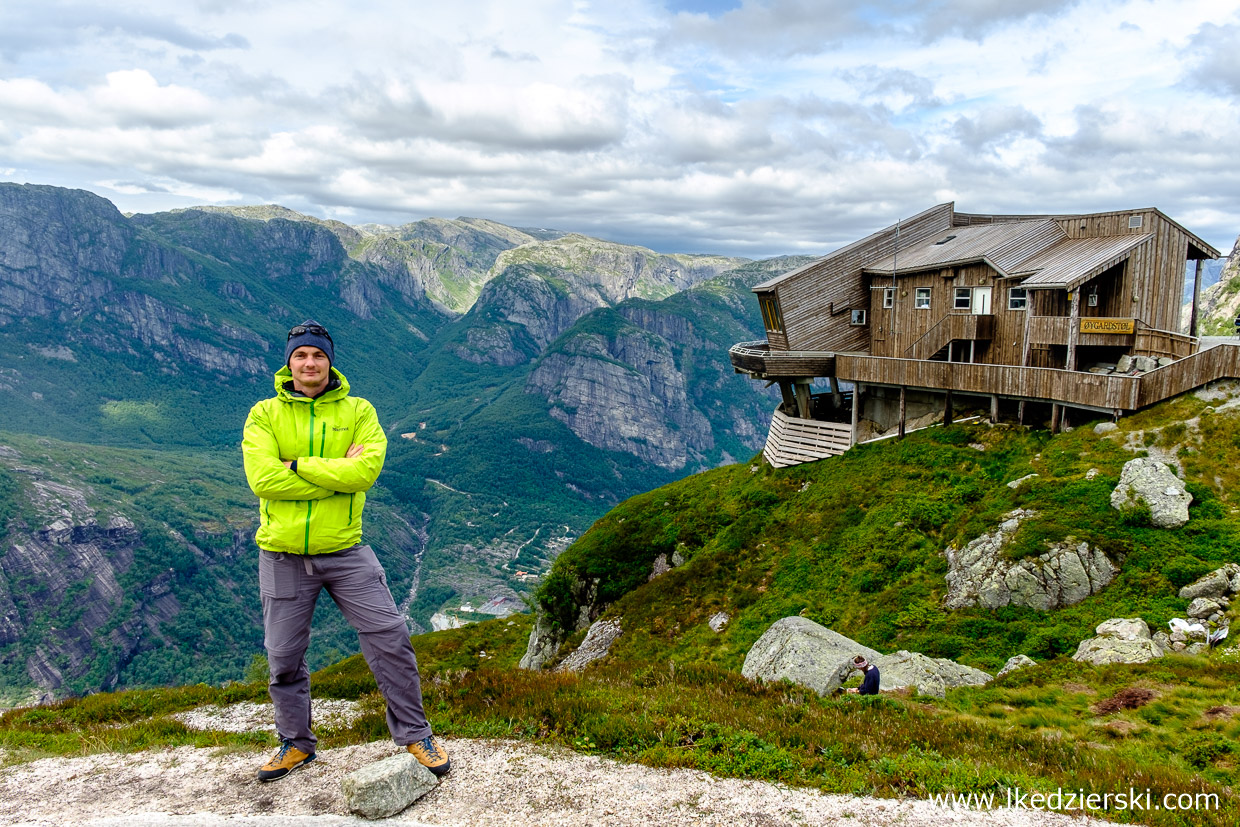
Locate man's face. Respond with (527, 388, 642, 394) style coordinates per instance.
(289, 346, 330, 390)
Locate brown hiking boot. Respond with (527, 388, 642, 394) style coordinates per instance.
(257, 740, 315, 782)
(407, 735, 451, 776)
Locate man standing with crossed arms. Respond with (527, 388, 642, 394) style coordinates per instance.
(242, 320, 449, 782)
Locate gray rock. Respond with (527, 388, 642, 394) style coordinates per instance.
(1157, 357, 1175, 367)
(341, 753, 438, 819)
(874, 650, 992, 695)
(1116, 355, 1133, 372)
(1187, 597, 1223, 620)
(1179, 564, 1240, 600)
(997, 654, 1036, 677)
(518, 613, 564, 671)
(1094, 422, 1118, 435)
(1006, 473, 1038, 489)
(649, 554, 672, 581)
(1133, 355, 1158, 372)
(557, 618, 623, 672)
(1073, 618, 1167, 665)
(742, 617, 881, 696)
(1110, 458, 1192, 528)
(944, 510, 1117, 611)
(708, 611, 730, 632)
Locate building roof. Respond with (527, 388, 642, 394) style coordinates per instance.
(1012, 233, 1154, 290)
(861, 220, 1062, 278)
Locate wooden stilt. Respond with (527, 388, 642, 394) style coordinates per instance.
(1190, 259, 1204, 337)
(1018, 400, 1026, 425)
(1051, 403, 1061, 433)
(898, 386, 907, 439)
(944, 389, 953, 426)
(1066, 291, 1081, 371)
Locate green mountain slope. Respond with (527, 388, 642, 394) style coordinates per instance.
(530, 389, 1240, 673)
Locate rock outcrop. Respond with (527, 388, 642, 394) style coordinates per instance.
(1110, 458, 1192, 528)
(944, 510, 1118, 611)
(1073, 618, 1167, 665)
(742, 617, 881, 696)
(873, 651, 992, 698)
(556, 618, 623, 672)
(997, 655, 1037, 678)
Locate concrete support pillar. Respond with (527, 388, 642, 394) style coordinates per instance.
(777, 380, 795, 415)
(794, 380, 812, 420)
(829, 375, 844, 410)
(850, 383, 861, 446)
(990, 394, 999, 424)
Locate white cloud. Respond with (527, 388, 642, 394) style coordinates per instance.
(0, 0, 1237, 256)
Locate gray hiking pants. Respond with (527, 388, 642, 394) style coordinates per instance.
(259, 544, 430, 754)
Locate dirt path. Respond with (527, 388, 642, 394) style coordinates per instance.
(1, 735, 1115, 827)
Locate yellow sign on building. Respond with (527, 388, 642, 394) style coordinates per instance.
(1080, 317, 1136, 334)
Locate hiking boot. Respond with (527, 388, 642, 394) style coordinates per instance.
(407, 735, 450, 776)
(257, 740, 315, 782)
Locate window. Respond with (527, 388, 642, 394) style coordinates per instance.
(915, 287, 931, 309)
(1008, 287, 1027, 310)
(954, 287, 972, 310)
(758, 295, 784, 332)
(851, 309, 867, 326)
(1087, 291, 1099, 307)
(883, 287, 894, 308)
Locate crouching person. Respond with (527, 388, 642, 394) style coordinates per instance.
(242, 320, 449, 782)
(845, 655, 880, 695)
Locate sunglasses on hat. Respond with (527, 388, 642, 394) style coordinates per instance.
(287, 323, 333, 344)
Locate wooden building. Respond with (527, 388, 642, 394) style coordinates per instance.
(731, 203, 1225, 467)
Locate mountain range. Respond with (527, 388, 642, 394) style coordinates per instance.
(0, 182, 809, 701)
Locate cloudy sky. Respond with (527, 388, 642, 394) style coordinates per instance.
(2, 0, 1239, 258)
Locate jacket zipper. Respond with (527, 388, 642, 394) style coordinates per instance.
(304, 400, 316, 554)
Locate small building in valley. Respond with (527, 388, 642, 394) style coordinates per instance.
(730, 203, 1226, 467)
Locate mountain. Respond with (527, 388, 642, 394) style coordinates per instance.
(0, 182, 805, 698)
(1197, 234, 1240, 334)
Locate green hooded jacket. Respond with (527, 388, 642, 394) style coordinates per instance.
(242, 366, 387, 554)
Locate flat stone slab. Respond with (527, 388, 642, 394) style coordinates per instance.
(341, 753, 438, 819)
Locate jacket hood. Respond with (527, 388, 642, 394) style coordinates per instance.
(273, 365, 350, 402)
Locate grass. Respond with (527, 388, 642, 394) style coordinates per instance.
(2, 615, 1236, 826)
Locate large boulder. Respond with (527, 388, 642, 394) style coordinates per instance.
(944, 510, 1117, 611)
(1178, 564, 1240, 601)
(1073, 618, 1167, 666)
(873, 650, 992, 698)
(1110, 458, 1192, 528)
(742, 617, 880, 696)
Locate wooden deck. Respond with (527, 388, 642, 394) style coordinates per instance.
(731, 341, 1240, 413)
(763, 409, 852, 468)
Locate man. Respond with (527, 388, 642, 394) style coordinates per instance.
(242, 320, 449, 782)
(845, 655, 880, 695)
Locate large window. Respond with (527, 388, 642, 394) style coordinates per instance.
(758, 294, 785, 332)
(915, 287, 932, 309)
(1008, 287, 1027, 310)
(953, 287, 972, 310)
(851, 309, 867, 326)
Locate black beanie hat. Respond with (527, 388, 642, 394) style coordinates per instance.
(285, 320, 335, 366)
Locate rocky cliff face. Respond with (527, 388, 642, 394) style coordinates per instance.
(1196, 235, 1240, 334)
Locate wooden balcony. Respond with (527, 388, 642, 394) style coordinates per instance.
(1027, 316, 1197, 358)
(729, 341, 836, 377)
